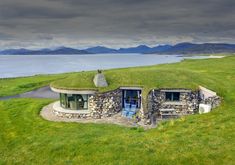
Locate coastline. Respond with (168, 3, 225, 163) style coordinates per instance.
(0, 54, 225, 79)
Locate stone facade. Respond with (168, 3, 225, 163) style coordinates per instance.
(52, 101, 91, 119)
(88, 89, 122, 118)
(53, 109, 91, 119)
(144, 88, 221, 124)
(146, 89, 199, 122)
(198, 86, 221, 109)
(199, 95, 221, 109)
(52, 89, 123, 119)
(52, 86, 221, 125)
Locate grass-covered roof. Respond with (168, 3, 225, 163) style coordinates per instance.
(50, 55, 233, 98)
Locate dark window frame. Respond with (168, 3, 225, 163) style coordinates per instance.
(165, 92, 180, 101)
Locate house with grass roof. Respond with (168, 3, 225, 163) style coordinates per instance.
(50, 70, 221, 125)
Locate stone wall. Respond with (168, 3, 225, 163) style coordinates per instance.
(145, 87, 221, 124)
(52, 101, 91, 119)
(199, 96, 221, 109)
(146, 89, 199, 121)
(52, 86, 221, 125)
(88, 89, 122, 118)
(198, 86, 221, 108)
(52, 89, 123, 119)
(53, 109, 91, 119)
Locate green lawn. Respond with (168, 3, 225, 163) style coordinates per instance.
(0, 56, 235, 164)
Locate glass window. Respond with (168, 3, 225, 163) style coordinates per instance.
(123, 90, 141, 108)
(74, 94, 89, 110)
(82, 95, 88, 109)
(59, 93, 90, 110)
(67, 94, 75, 110)
(165, 92, 180, 101)
(60, 93, 67, 108)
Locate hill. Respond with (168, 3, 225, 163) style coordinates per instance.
(1, 43, 235, 55)
(0, 47, 89, 55)
(157, 43, 235, 54)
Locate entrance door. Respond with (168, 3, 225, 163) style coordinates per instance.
(122, 90, 141, 108)
(122, 90, 141, 118)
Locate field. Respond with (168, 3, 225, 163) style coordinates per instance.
(0, 56, 235, 164)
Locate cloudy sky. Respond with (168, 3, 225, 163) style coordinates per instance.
(0, 0, 235, 49)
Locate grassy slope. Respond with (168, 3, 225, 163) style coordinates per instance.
(0, 56, 235, 164)
(51, 56, 234, 98)
(0, 74, 72, 97)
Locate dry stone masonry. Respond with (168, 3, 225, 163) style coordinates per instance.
(200, 96, 221, 109)
(89, 89, 122, 118)
(53, 109, 91, 119)
(146, 89, 199, 120)
(51, 85, 221, 125)
(144, 87, 221, 124)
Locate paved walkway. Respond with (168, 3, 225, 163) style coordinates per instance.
(40, 102, 156, 129)
(0, 86, 58, 100)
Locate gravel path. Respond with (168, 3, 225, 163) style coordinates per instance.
(40, 102, 156, 129)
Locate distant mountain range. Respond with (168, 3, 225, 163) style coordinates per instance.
(159, 43, 235, 54)
(0, 47, 88, 55)
(1, 43, 235, 55)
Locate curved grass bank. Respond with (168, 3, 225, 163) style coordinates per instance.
(0, 56, 235, 164)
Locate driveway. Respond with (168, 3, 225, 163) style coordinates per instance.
(0, 86, 59, 100)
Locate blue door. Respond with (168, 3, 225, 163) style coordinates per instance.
(122, 90, 141, 118)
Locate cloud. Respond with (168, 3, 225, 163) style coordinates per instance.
(0, 32, 14, 40)
(0, 2, 85, 19)
(37, 34, 54, 40)
(0, 0, 235, 49)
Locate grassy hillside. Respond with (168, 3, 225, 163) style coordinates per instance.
(51, 56, 234, 98)
(0, 56, 235, 164)
(0, 74, 69, 97)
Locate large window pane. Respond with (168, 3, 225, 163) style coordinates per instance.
(68, 94, 76, 110)
(165, 92, 180, 101)
(82, 94, 88, 109)
(59, 93, 90, 110)
(173, 92, 180, 101)
(165, 92, 172, 101)
(60, 93, 67, 108)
